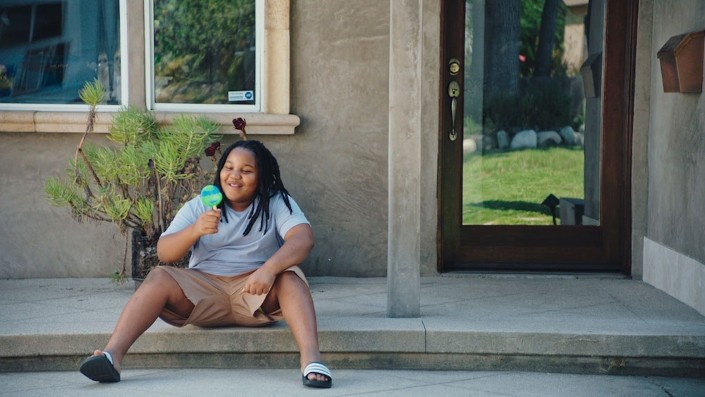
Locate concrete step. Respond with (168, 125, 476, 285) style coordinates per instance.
(1, 276, 704, 377)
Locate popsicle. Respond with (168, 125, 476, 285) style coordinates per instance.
(200, 184, 223, 209)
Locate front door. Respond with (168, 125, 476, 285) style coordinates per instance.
(439, 0, 636, 272)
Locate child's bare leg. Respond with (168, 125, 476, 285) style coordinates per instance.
(94, 267, 194, 371)
(262, 272, 327, 382)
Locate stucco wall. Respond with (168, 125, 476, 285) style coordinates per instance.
(0, 1, 393, 278)
(639, 0, 705, 314)
(646, 0, 705, 264)
(267, 0, 391, 276)
(0, 133, 126, 278)
(630, 0, 653, 278)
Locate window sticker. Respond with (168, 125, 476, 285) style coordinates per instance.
(228, 90, 254, 102)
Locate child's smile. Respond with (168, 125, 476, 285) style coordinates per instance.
(219, 147, 258, 211)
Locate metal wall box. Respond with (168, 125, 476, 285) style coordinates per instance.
(657, 30, 704, 94)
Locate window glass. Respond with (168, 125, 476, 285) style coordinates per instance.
(151, 0, 257, 108)
(0, 0, 121, 105)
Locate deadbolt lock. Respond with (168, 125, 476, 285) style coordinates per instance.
(449, 58, 460, 75)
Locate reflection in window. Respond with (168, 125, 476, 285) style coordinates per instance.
(0, 0, 121, 105)
(462, 0, 587, 226)
(152, 0, 257, 106)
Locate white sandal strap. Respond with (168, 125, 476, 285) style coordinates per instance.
(303, 362, 331, 378)
(103, 351, 114, 366)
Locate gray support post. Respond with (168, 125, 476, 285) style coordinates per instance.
(387, 0, 421, 318)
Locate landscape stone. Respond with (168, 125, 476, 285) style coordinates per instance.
(510, 129, 537, 150)
(497, 130, 510, 150)
(559, 126, 576, 145)
(537, 130, 562, 148)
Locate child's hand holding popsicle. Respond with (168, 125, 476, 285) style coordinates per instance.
(196, 185, 223, 235)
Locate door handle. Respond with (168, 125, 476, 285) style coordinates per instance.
(448, 80, 460, 141)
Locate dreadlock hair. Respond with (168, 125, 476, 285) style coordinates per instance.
(213, 140, 293, 236)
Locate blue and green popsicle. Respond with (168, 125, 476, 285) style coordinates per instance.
(200, 184, 223, 209)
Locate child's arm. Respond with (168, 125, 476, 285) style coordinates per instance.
(156, 208, 221, 263)
(242, 223, 315, 295)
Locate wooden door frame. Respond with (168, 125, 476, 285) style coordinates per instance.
(438, 0, 637, 273)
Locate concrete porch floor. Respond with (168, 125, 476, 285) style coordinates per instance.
(1, 274, 704, 382)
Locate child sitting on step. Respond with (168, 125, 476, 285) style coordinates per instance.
(79, 140, 332, 389)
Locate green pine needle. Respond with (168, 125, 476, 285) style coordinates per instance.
(79, 80, 106, 106)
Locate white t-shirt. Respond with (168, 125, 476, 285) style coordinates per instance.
(162, 192, 309, 276)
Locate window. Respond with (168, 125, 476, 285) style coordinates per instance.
(0, 0, 123, 107)
(148, 0, 261, 112)
(0, 0, 297, 134)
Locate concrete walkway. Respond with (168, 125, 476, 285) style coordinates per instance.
(2, 368, 704, 396)
(1, 274, 704, 395)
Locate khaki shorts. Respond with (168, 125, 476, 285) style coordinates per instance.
(157, 265, 308, 328)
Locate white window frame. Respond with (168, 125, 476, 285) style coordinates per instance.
(144, 0, 263, 113)
(0, 0, 298, 135)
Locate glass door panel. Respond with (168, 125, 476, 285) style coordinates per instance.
(461, 0, 601, 227)
(439, 0, 635, 272)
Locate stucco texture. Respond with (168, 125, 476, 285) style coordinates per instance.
(280, 0, 390, 276)
(647, 0, 705, 264)
(0, 133, 125, 278)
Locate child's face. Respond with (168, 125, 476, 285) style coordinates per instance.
(219, 147, 258, 211)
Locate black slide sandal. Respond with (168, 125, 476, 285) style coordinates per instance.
(79, 351, 120, 383)
(302, 362, 332, 388)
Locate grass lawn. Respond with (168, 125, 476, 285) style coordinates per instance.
(462, 146, 584, 225)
